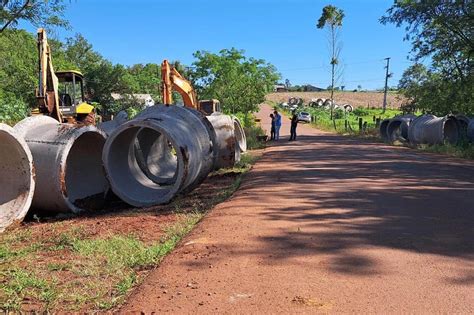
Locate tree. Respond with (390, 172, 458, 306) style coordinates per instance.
(0, 0, 69, 34)
(285, 78, 291, 88)
(381, 0, 473, 115)
(317, 5, 344, 119)
(191, 48, 280, 124)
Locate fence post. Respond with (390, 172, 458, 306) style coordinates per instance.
(375, 118, 381, 128)
(358, 117, 363, 133)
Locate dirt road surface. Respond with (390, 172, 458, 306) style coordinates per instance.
(122, 104, 474, 313)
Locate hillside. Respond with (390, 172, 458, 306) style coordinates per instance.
(266, 91, 405, 109)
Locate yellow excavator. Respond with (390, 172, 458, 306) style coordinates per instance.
(161, 59, 221, 115)
(33, 28, 96, 124)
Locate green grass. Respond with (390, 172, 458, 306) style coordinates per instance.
(418, 142, 474, 160)
(276, 103, 402, 136)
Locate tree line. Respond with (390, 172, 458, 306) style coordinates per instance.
(0, 30, 279, 124)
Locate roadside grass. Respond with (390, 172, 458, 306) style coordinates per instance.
(0, 151, 259, 312)
(418, 142, 474, 160)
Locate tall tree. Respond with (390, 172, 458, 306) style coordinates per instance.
(191, 48, 280, 123)
(0, 0, 69, 34)
(381, 0, 473, 115)
(317, 5, 344, 119)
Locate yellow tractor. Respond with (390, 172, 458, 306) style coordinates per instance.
(33, 28, 96, 124)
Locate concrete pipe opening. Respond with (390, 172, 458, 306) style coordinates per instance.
(134, 127, 178, 185)
(103, 121, 186, 207)
(468, 120, 474, 142)
(14, 116, 108, 214)
(233, 117, 247, 152)
(443, 116, 459, 144)
(0, 124, 35, 232)
(455, 115, 471, 141)
(386, 115, 416, 143)
(379, 119, 391, 142)
(65, 131, 108, 211)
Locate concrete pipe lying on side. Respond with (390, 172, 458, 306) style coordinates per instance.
(103, 105, 215, 207)
(206, 113, 238, 169)
(455, 114, 471, 141)
(407, 114, 460, 145)
(232, 116, 247, 152)
(468, 119, 474, 143)
(14, 116, 109, 214)
(386, 114, 416, 143)
(379, 118, 391, 142)
(97, 110, 128, 136)
(0, 124, 35, 232)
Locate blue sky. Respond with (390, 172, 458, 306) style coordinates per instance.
(25, 0, 413, 90)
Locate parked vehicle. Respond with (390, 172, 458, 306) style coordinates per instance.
(297, 111, 311, 123)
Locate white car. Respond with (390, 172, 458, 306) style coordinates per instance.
(297, 111, 311, 123)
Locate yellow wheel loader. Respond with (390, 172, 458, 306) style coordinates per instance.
(33, 28, 96, 124)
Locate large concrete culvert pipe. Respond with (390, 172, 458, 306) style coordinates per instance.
(232, 116, 247, 152)
(386, 114, 416, 143)
(407, 114, 460, 145)
(0, 124, 35, 232)
(454, 114, 472, 141)
(103, 105, 216, 207)
(206, 113, 238, 169)
(468, 119, 474, 143)
(14, 116, 108, 214)
(379, 119, 391, 142)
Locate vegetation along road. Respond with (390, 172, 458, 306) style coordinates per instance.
(122, 104, 474, 313)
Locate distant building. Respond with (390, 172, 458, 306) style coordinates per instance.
(273, 84, 288, 92)
(111, 93, 155, 107)
(303, 85, 324, 92)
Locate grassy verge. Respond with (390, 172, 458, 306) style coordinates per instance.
(417, 142, 474, 160)
(0, 151, 260, 312)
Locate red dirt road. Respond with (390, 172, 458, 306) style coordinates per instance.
(122, 104, 474, 313)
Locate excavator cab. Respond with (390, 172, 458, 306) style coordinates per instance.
(198, 99, 221, 115)
(56, 70, 94, 123)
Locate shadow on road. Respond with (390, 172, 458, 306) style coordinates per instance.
(220, 133, 474, 277)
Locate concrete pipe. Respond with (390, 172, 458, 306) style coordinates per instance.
(454, 114, 471, 141)
(386, 114, 416, 143)
(14, 116, 108, 214)
(0, 124, 35, 232)
(232, 116, 247, 152)
(407, 114, 460, 145)
(468, 119, 474, 143)
(137, 105, 217, 193)
(316, 98, 325, 107)
(379, 118, 391, 142)
(206, 113, 237, 169)
(343, 104, 354, 112)
(103, 105, 215, 207)
(97, 110, 128, 136)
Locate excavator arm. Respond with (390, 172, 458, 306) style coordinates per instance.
(35, 28, 62, 122)
(161, 60, 198, 108)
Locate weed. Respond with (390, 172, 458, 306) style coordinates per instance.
(1, 269, 58, 311)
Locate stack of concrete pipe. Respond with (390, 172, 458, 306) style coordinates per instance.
(1, 105, 247, 231)
(380, 113, 473, 145)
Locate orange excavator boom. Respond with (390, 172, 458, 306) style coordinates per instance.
(161, 60, 198, 108)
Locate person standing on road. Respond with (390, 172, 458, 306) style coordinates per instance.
(269, 113, 276, 140)
(289, 111, 298, 141)
(274, 110, 281, 140)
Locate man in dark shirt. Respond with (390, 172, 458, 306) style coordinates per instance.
(289, 111, 298, 141)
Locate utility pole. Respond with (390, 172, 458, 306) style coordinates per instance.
(382, 57, 391, 113)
